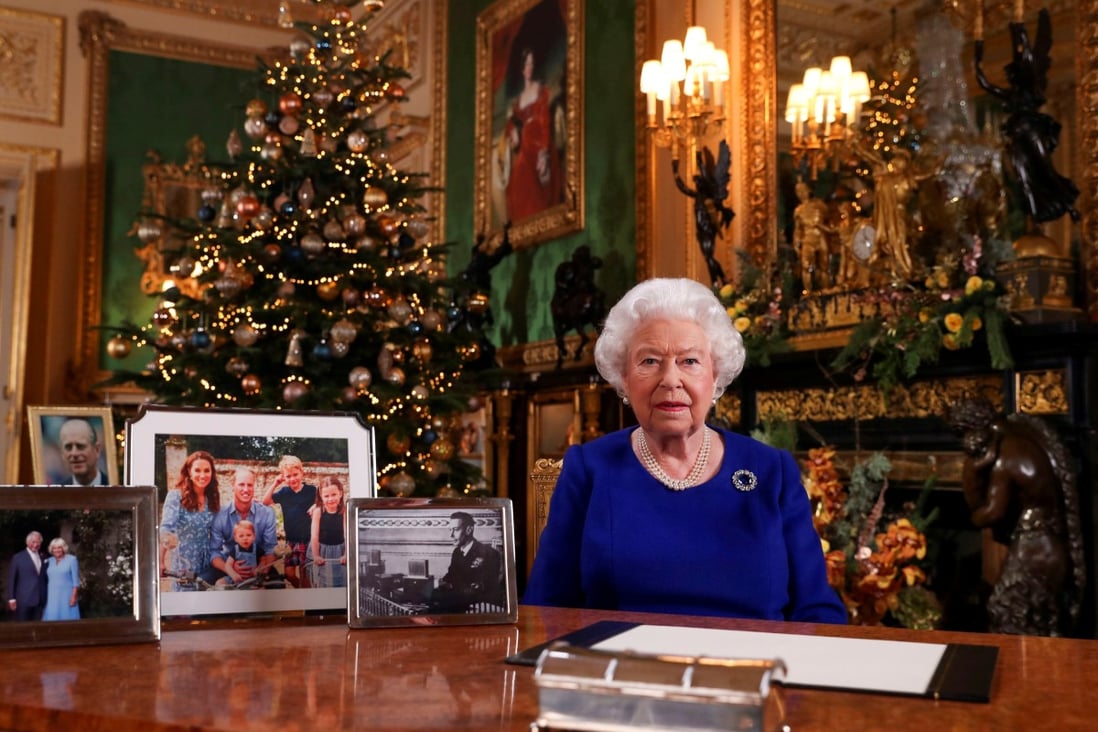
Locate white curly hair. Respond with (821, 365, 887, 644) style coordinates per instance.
(593, 277, 745, 400)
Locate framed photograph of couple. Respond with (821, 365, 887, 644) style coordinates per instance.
(348, 497, 517, 628)
(26, 405, 119, 487)
(474, 0, 584, 249)
(125, 405, 377, 618)
(0, 485, 160, 649)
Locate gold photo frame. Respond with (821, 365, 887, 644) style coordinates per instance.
(474, 0, 584, 249)
(26, 406, 119, 487)
(0, 486, 160, 649)
(0, 7, 63, 125)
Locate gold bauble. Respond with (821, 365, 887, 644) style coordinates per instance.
(245, 98, 267, 119)
(363, 186, 388, 208)
(386, 433, 411, 455)
(317, 280, 341, 301)
(106, 335, 132, 359)
(430, 438, 454, 461)
(388, 471, 416, 497)
(242, 374, 262, 395)
(411, 338, 432, 362)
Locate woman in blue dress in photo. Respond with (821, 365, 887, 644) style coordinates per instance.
(42, 538, 80, 621)
(160, 450, 220, 591)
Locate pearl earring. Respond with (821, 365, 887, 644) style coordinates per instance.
(622, 396, 630, 406)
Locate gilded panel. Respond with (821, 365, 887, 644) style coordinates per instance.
(0, 7, 63, 125)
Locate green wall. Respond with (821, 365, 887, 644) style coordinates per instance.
(445, 0, 636, 347)
(102, 50, 256, 371)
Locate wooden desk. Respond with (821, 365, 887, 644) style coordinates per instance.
(0, 605, 1095, 730)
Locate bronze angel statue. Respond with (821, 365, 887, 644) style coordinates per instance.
(974, 8, 1079, 226)
(672, 140, 734, 288)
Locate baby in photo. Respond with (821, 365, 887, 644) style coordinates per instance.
(216, 520, 262, 587)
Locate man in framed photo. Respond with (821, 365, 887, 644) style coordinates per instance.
(6, 531, 47, 621)
(58, 418, 108, 486)
(431, 511, 504, 613)
(204, 468, 278, 587)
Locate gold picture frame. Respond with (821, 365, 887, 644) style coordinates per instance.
(0, 485, 160, 649)
(474, 0, 584, 249)
(0, 7, 63, 125)
(26, 406, 119, 487)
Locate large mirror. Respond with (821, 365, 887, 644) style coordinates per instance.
(759, 0, 1095, 311)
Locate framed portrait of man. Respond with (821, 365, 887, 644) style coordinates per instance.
(26, 406, 118, 487)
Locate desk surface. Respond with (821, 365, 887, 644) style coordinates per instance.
(0, 605, 1095, 730)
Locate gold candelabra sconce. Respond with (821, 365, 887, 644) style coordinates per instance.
(785, 56, 870, 180)
(639, 25, 729, 158)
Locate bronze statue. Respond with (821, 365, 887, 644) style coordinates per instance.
(672, 140, 734, 288)
(550, 244, 606, 368)
(791, 180, 835, 292)
(947, 398, 1084, 636)
(974, 8, 1080, 227)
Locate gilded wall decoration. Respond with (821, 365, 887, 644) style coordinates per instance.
(369, 0, 425, 89)
(756, 375, 1003, 422)
(1015, 369, 1069, 415)
(0, 7, 63, 125)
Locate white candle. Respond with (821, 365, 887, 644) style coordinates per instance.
(1014, 0, 1023, 23)
(974, 2, 983, 40)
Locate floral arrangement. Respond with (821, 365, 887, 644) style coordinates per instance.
(803, 446, 942, 629)
(715, 252, 791, 367)
(830, 236, 1014, 393)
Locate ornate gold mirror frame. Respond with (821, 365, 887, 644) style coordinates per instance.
(76, 12, 260, 392)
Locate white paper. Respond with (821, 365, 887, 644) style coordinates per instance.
(594, 624, 947, 695)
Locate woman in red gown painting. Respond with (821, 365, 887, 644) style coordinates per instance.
(503, 47, 562, 222)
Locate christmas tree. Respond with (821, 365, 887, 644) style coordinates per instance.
(102, 4, 490, 498)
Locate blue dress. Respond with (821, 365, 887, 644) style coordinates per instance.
(43, 554, 80, 621)
(524, 427, 848, 623)
(161, 489, 215, 591)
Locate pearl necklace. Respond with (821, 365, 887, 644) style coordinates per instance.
(634, 427, 711, 491)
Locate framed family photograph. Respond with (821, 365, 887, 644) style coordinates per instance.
(0, 485, 159, 649)
(27, 405, 119, 487)
(474, 0, 584, 248)
(348, 497, 517, 628)
(125, 405, 377, 618)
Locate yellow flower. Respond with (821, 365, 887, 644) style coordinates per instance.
(936, 271, 950, 289)
(965, 276, 984, 296)
(733, 316, 752, 333)
(726, 306, 738, 319)
(942, 333, 960, 350)
(719, 283, 735, 299)
(918, 308, 932, 324)
(970, 315, 983, 331)
(735, 299, 750, 314)
(943, 312, 964, 333)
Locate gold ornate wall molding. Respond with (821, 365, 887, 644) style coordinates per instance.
(112, 0, 326, 27)
(0, 7, 63, 125)
(1015, 368, 1069, 414)
(755, 374, 1004, 422)
(1078, 0, 1098, 320)
(77, 10, 262, 390)
(744, 0, 776, 267)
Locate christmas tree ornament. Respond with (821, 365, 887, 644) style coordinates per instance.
(376, 214, 400, 237)
(233, 322, 259, 347)
(277, 280, 296, 298)
(216, 200, 234, 228)
(467, 395, 483, 412)
(341, 287, 360, 307)
(312, 339, 333, 361)
(278, 115, 300, 136)
(214, 275, 243, 299)
(436, 485, 460, 498)
(300, 127, 318, 157)
(322, 219, 345, 241)
(313, 88, 334, 108)
(386, 433, 410, 455)
(384, 367, 405, 386)
(406, 321, 423, 336)
(152, 307, 175, 327)
(242, 374, 262, 395)
(406, 218, 429, 240)
(355, 235, 378, 252)
(285, 330, 306, 367)
(346, 129, 369, 153)
(279, 92, 303, 116)
(430, 439, 454, 461)
(245, 99, 267, 118)
(107, 335, 132, 359)
(348, 366, 372, 390)
(422, 428, 438, 445)
(226, 356, 249, 376)
(330, 318, 358, 343)
(226, 129, 244, 159)
(137, 219, 162, 243)
(277, 0, 293, 28)
(330, 340, 350, 358)
(420, 309, 442, 331)
(236, 195, 260, 220)
(197, 204, 216, 223)
(412, 338, 432, 362)
(253, 209, 274, 230)
(260, 142, 283, 162)
(345, 213, 367, 236)
(387, 298, 413, 324)
(161, 285, 181, 303)
(387, 83, 405, 100)
(318, 133, 339, 154)
(298, 178, 316, 207)
(300, 231, 325, 255)
(410, 384, 429, 401)
(317, 280, 341, 301)
(191, 327, 212, 349)
(362, 186, 388, 208)
(340, 385, 358, 402)
(244, 116, 267, 140)
(363, 0, 385, 12)
(388, 471, 415, 497)
(282, 380, 309, 403)
(331, 5, 353, 24)
(425, 460, 445, 479)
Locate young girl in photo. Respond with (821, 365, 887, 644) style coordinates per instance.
(308, 476, 346, 588)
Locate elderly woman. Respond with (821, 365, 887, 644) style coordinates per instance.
(42, 537, 80, 621)
(524, 278, 846, 623)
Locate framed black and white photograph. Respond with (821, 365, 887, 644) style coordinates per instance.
(26, 405, 119, 487)
(125, 405, 377, 618)
(348, 497, 517, 628)
(0, 485, 159, 649)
